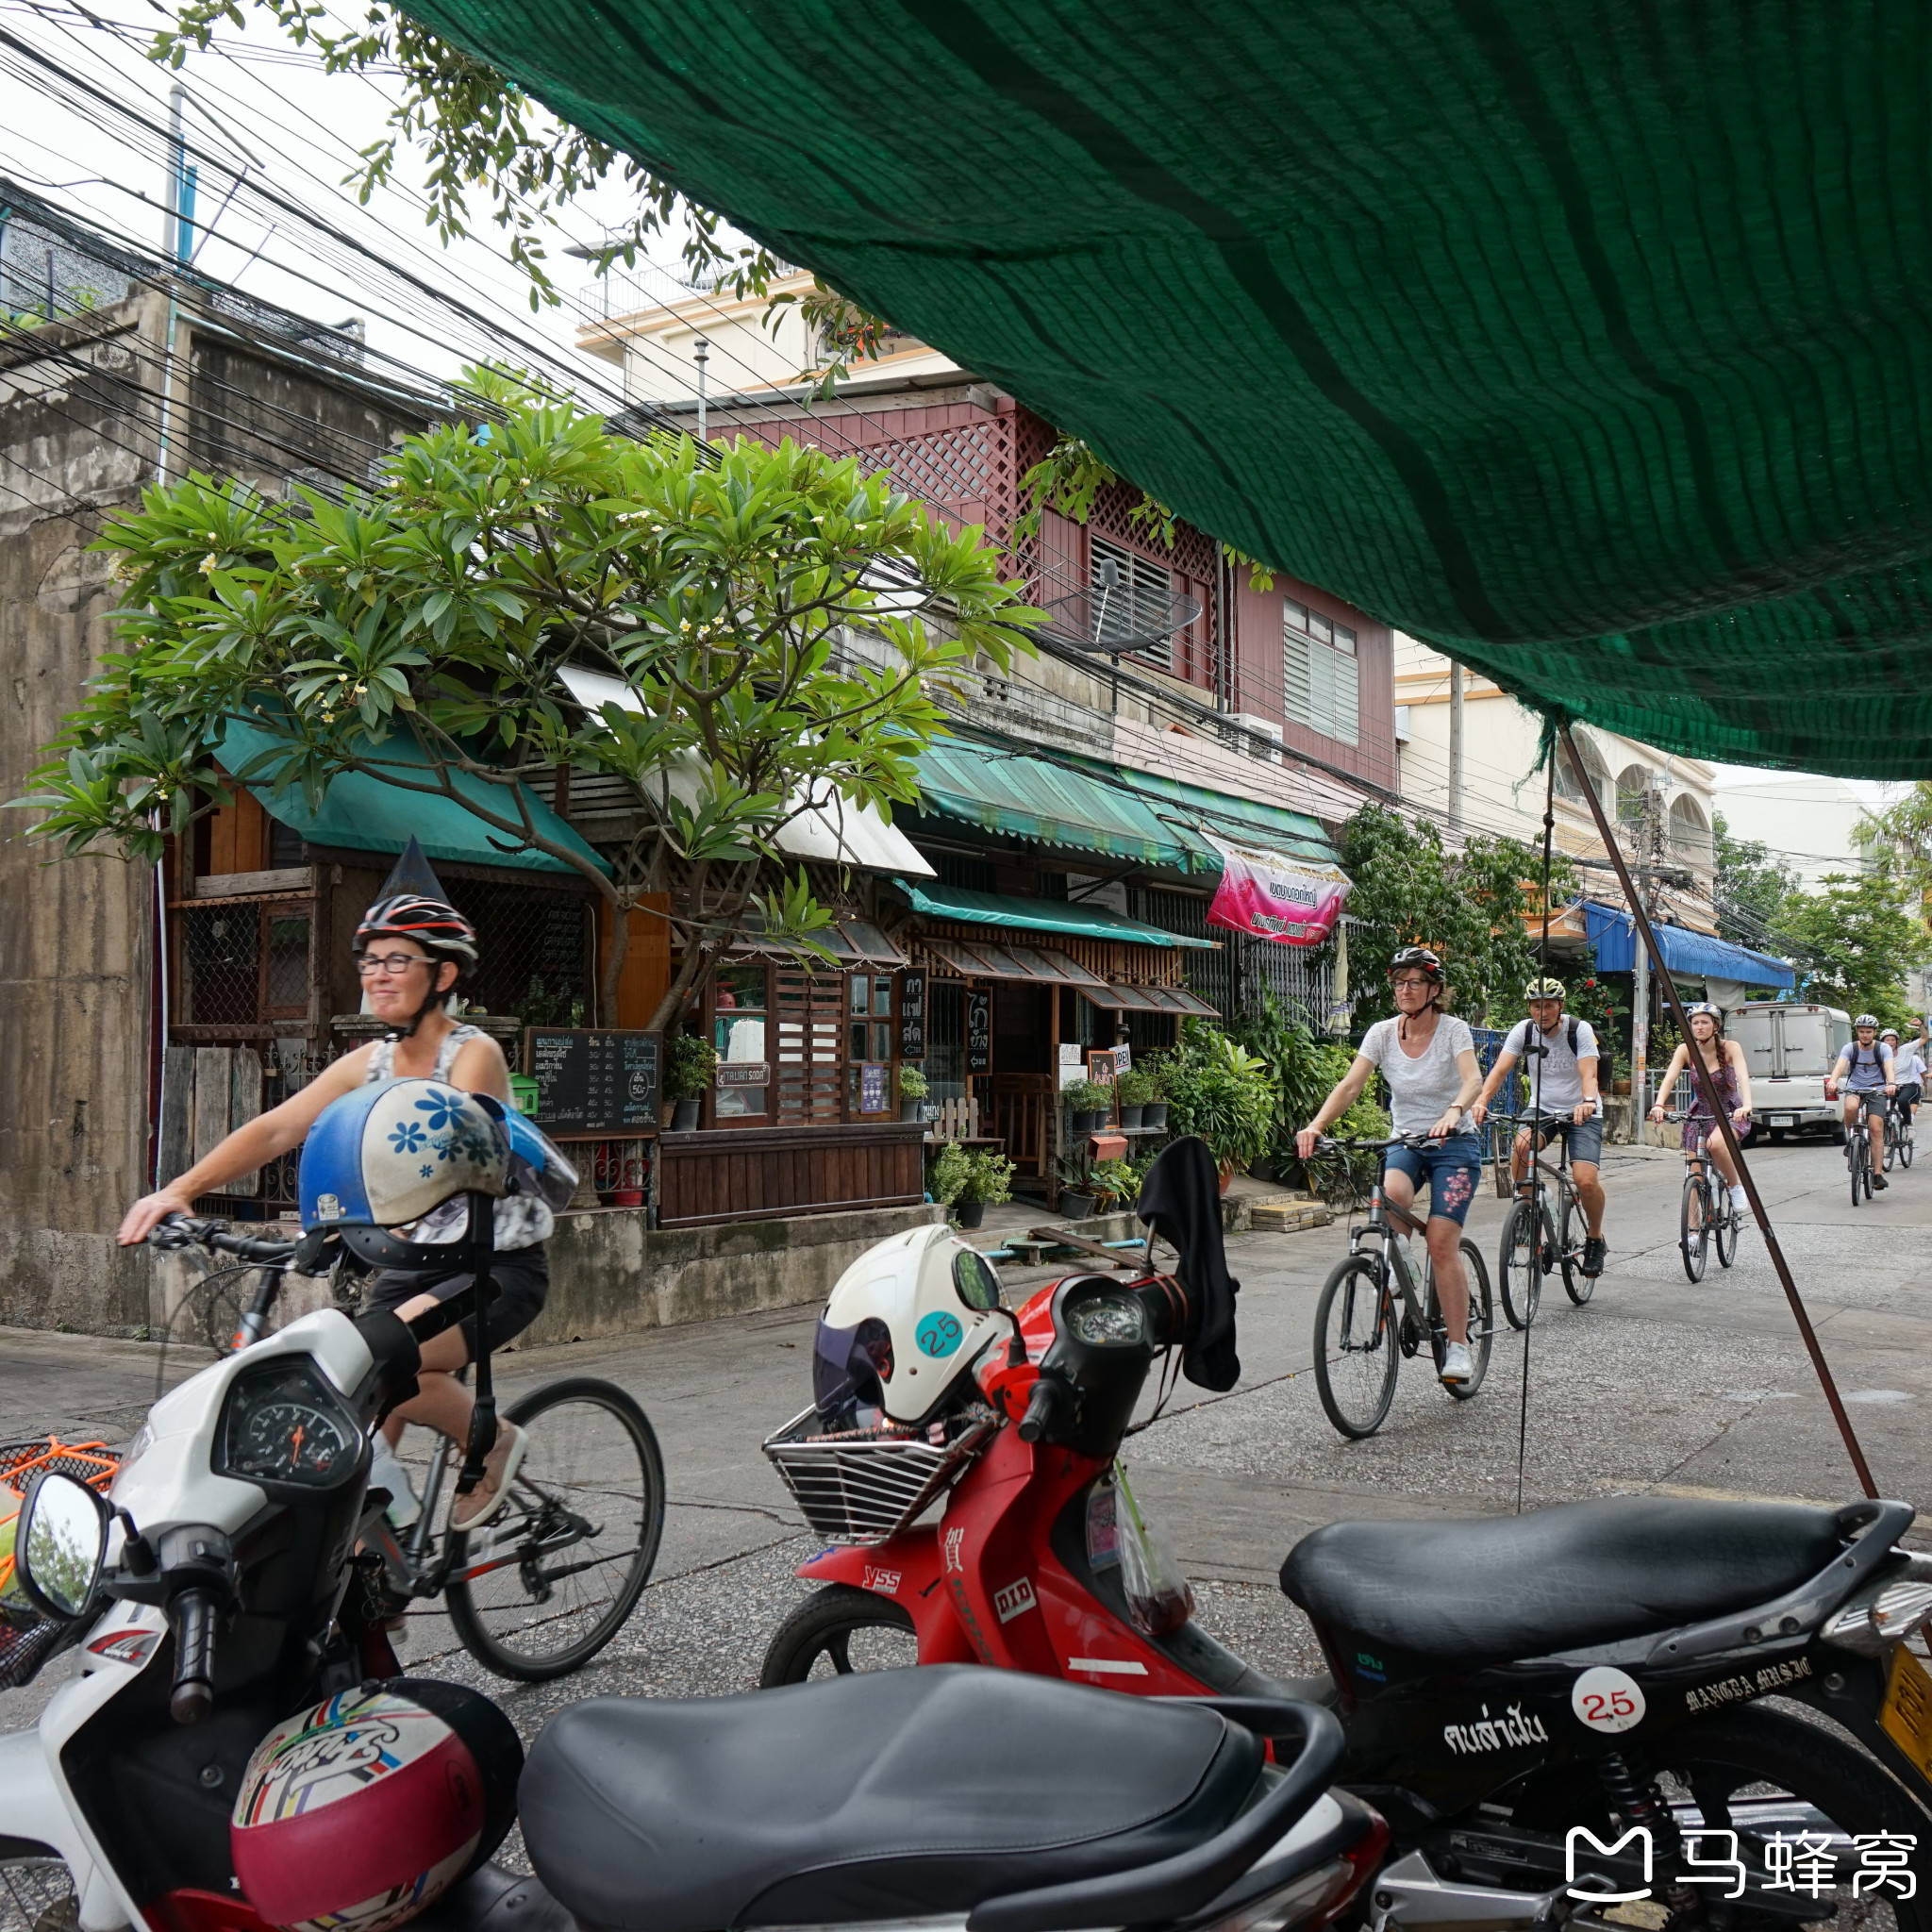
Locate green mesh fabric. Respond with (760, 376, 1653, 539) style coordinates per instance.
(404, 0, 1932, 776)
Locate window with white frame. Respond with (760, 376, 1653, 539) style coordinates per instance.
(1283, 599, 1358, 745)
(1091, 535, 1174, 670)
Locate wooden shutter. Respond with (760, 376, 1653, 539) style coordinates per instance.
(774, 970, 843, 1124)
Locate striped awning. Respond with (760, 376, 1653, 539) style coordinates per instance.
(918, 936, 1108, 988)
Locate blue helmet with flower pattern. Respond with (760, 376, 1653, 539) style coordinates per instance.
(300, 1078, 509, 1239)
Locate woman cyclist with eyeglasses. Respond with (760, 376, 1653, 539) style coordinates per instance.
(117, 893, 547, 1529)
(1295, 946, 1486, 1387)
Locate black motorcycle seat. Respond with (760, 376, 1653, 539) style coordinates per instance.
(520, 1666, 1268, 1932)
(1281, 1496, 1847, 1661)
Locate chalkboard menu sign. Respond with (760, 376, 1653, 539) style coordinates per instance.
(966, 990, 991, 1074)
(898, 971, 925, 1059)
(525, 1029, 660, 1134)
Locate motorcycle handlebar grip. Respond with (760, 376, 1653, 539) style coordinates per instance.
(170, 1589, 219, 1725)
(1017, 1376, 1063, 1443)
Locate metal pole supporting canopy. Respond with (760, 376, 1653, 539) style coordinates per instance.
(1560, 727, 1879, 1500)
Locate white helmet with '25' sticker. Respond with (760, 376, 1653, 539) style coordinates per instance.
(811, 1223, 1008, 1430)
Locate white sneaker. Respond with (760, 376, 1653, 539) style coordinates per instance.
(1440, 1341, 1475, 1387)
(1729, 1186, 1747, 1219)
(368, 1435, 421, 1529)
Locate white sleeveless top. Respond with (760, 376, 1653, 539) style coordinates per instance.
(365, 1024, 551, 1251)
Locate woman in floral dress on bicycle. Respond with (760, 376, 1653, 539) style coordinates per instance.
(1647, 1004, 1756, 1221)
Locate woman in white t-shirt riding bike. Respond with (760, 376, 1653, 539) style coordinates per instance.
(1296, 946, 1486, 1385)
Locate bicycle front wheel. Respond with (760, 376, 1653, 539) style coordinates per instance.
(445, 1375, 666, 1681)
(1429, 1241, 1493, 1400)
(1715, 1188, 1739, 1269)
(1680, 1175, 1709, 1282)
(1557, 1191, 1592, 1305)
(1903, 1123, 1916, 1170)
(1852, 1132, 1868, 1206)
(1496, 1198, 1544, 1330)
(1313, 1255, 1399, 1440)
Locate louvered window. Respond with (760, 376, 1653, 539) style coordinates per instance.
(1283, 600, 1358, 745)
(1091, 536, 1174, 669)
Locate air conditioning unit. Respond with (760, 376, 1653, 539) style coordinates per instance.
(1227, 713, 1283, 763)
(1394, 705, 1411, 743)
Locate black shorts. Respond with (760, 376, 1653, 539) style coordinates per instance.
(367, 1248, 549, 1360)
(1896, 1084, 1922, 1108)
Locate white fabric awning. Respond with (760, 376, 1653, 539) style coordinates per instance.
(558, 666, 935, 878)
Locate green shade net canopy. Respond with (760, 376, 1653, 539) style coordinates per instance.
(402, 0, 1932, 777)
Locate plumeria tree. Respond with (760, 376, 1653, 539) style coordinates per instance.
(16, 368, 1040, 1029)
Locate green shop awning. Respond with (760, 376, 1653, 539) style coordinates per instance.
(915, 742, 1190, 869)
(893, 877, 1217, 948)
(401, 0, 1932, 779)
(1095, 768, 1340, 868)
(216, 719, 609, 876)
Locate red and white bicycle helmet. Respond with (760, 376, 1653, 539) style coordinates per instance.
(232, 1681, 521, 1932)
(354, 894, 478, 974)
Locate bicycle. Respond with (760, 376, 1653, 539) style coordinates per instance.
(1658, 1111, 1740, 1280)
(1898, 1098, 1917, 1171)
(1838, 1092, 1888, 1207)
(1308, 1134, 1496, 1440)
(152, 1217, 666, 1680)
(1492, 1108, 1594, 1328)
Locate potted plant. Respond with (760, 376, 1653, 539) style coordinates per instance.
(898, 1062, 929, 1123)
(1062, 1078, 1112, 1133)
(1054, 1156, 1098, 1221)
(1165, 1030, 1274, 1191)
(928, 1140, 973, 1214)
(952, 1146, 1015, 1229)
(1116, 1062, 1160, 1131)
(1090, 1157, 1140, 1211)
(664, 1034, 719, 1131)
(1132, 1055, 1172, 1131)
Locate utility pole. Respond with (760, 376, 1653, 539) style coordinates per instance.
(693, 336, 709, 444)
(1628, 779, 1668, 1120)
(1447, 659, 1465, 831)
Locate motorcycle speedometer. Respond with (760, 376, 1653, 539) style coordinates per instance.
(1065, 1292, 1148, 1348)
(214, 1358, 366, 1498)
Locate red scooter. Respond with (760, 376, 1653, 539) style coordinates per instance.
(763, 1138, 1932, 1917)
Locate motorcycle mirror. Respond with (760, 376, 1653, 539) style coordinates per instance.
(14, 1471, 111, 1623)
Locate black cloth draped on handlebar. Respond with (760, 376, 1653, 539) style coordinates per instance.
(1136, 1136, 1241, 1391)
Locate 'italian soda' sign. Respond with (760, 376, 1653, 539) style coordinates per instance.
(1204, 834, 1352, 947)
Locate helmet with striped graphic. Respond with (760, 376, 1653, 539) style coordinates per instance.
(811, 1223, 1008, 1429)
(299, 1077, 508, 1267)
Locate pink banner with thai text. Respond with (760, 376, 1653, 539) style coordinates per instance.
(1204, 834, 1352, 947)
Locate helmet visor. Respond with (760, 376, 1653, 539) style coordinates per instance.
(811, 1317, 894, 1425)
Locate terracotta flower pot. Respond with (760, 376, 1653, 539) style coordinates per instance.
(1217, 1161, 1238, 1195)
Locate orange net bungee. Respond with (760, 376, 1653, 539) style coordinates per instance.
(1, 1435, 120, 1599)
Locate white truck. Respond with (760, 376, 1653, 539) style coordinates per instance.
(1731, 1001, 1852, 1142)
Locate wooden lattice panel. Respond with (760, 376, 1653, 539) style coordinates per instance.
(774, 968, 844, 1124)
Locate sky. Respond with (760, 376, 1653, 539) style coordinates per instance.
(0, 0, 698, 398)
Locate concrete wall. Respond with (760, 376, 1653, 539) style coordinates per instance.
(0, 297, 161, 1333)
(523, 1201, 943, 1345)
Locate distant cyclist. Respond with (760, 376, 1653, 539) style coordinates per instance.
(1885, 1028, 1923, 1130)
(1825, 1014, 1895, 1190)
(1471, 975, 1608, 1277)
(1296, 945, 1485, 1388)
(1650, 1003, 1756, 1218)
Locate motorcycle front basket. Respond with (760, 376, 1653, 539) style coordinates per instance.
(761, 1406, 996, 1546)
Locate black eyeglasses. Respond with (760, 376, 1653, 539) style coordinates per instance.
(357, 953, 431, 977)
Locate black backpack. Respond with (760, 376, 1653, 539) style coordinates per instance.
(1567, 1016, 1614, 1083)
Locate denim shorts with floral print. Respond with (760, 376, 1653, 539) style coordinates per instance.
(1384, 1134, 1484, 1226)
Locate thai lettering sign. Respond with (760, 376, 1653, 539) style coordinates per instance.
(1204, 834, 1351, 947)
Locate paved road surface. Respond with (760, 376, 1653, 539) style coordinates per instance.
(3, 1136, 1924, 1750)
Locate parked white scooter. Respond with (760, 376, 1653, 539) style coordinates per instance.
(0, 1082, 1380, 1932)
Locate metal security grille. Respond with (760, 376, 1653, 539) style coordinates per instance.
(437, 877, 593, 1028)
(1132, 887, 1333, 1031)
(178, 900, 314, 1025)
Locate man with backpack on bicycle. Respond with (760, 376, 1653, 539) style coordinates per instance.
(1827, 1016, 1896, 1189)
(1470, 976, 1609, 1277)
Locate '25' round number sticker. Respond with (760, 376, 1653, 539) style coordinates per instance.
(915, 1311, 963, 1357)
(1572, 1666, 1646, 1734)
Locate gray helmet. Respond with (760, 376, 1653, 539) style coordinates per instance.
(1855, 1013, 1880, 1030)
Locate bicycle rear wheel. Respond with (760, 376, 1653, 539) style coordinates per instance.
(445, 1375, 666, 1681)
(1429, 1241, 1493, 1400)
(1313, 1255, 1399, 1440)
(1715, 1189, 1739, 1269)
(1496, 1197, 1544, 1330)
(1680, 1174, 1708, 1281)
(1904, 1120, 1916, 1169)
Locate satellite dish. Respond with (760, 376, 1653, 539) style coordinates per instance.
(1041, 569, 1202, 656)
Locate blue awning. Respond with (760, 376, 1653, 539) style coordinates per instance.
(1583, 903, 1794, 991)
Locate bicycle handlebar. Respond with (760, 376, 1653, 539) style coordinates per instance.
(149, 1214, 297, 1264)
